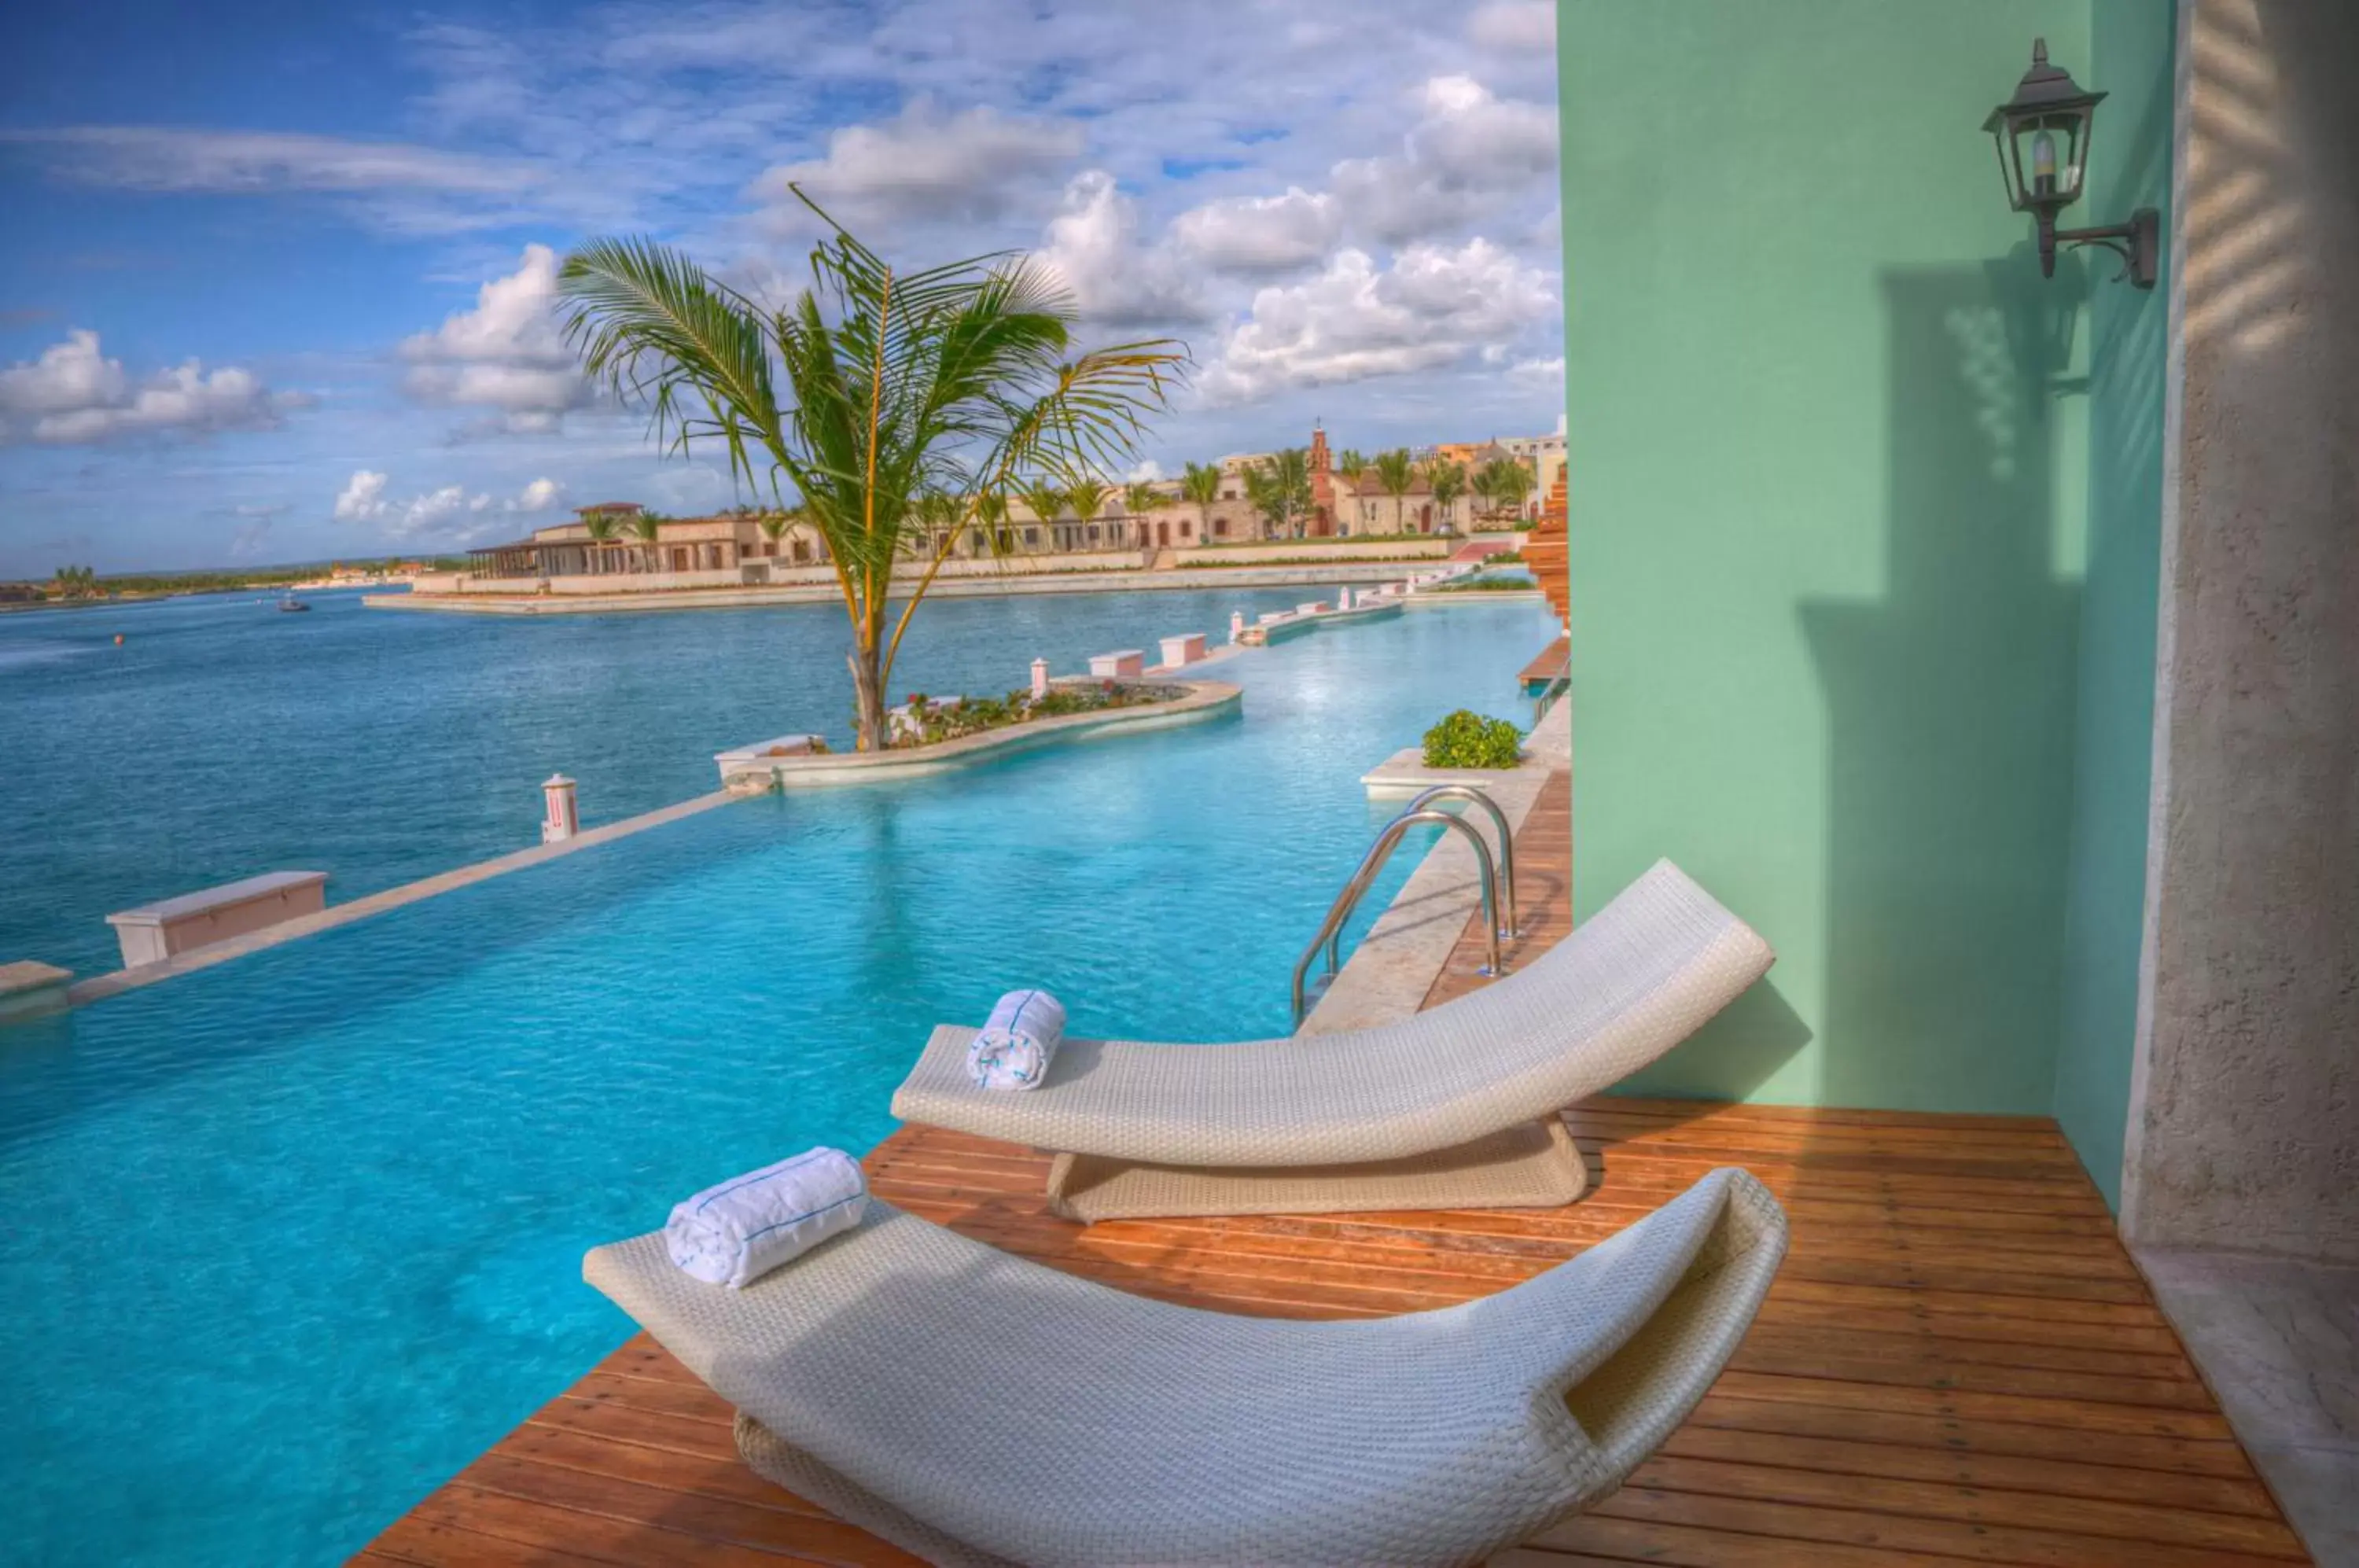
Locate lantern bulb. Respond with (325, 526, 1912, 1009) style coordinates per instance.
(2031, 130, 2058, 197)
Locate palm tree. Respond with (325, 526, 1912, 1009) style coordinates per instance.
(1124, 479, 1168, 516)
(1018, 478, 1068, 550)
(1065, 477, 1115, 547)
(1475, 456, 1535, 523)
(911, 490, 966, 558)
(1373, 447, 1415, 535)
(1243, 447, 1313, 539)
(1428, 460, 1467, 534)
(560, 197, 1187, 749)
(1180, 461, 1221, 507)
(973, 488, 1010, 553)
(581, 509, 619, 572)
(1336, 447, 1367, 479)
(622, 508, 665, 572)
(753, 505, 800, 562)
(1178, 460, 1224, 543)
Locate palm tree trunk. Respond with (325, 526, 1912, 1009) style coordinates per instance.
(847, 572, 895, 751)
(847, 646, 888, 751)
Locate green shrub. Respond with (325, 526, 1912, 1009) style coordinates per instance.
(1421, 709, 1524, 769)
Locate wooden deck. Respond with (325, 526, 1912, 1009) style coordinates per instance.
(1518, 635, 1571, 693)
(360, 771, 2309, 1567)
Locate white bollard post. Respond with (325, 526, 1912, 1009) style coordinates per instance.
(1337, 586, 1353, 610)
(1030, 657, 1051, 699)
(1230, 609, 1246, 642)
(542, 775, 580, 844)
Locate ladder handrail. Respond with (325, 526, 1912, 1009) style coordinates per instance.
(1399, 783, 1518, 940)
(1291, 808, 1502, 1027)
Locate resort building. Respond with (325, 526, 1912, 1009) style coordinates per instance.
(465, 502, 833, 581)
(451, 433, 1536, 590)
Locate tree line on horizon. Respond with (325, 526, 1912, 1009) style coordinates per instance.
(25, 558, 469, 599)
(616, 441, 1537, 544)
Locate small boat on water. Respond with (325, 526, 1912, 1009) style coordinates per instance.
(278, 592, 311, 613)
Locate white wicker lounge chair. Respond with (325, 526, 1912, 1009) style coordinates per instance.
(584, 1166, 1787, 1568)
(892, 859, 1772, 1221)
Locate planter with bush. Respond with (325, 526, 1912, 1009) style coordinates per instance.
(1420, 709, 1525, 769)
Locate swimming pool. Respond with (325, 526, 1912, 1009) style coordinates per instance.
(0, 584, 1324, 978)
(0, 597, 1553, 1564)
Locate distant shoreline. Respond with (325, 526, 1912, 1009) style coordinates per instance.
(0, 583, 390, 616)
(367, 560, 1516, 615)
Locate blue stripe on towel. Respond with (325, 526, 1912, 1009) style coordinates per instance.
(733, 1187, 869, 1247)
(692, 1148, 835, 1213)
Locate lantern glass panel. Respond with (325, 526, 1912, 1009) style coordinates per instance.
(2008, 108, 2091, 208)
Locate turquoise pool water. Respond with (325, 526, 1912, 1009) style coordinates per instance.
(0, 596, 1553, 1565)
(0, 585, 1323, 978)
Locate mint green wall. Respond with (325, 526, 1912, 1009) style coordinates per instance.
(1559, 1, 2135, 1117)
(2051, 0, 2173, 1207)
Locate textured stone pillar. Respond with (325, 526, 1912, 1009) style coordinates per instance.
(2124, 0, 2359, 1262)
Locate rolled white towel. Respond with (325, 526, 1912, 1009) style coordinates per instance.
(966, 988, 1067, 1091)
(664, 1147, 867, 1289)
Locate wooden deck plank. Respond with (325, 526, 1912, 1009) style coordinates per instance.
(1519, 635, 1571, 687)
(358, 765, 2309, 1567)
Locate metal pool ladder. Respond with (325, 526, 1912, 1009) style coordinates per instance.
(1290, 786, 1517, 1027)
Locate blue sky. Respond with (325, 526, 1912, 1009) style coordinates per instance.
(0, 0, 1565, 576)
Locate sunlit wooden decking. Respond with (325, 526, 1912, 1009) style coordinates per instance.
(361, 1104, 2309, 1567)
(1518, 635, 1571, 694)
(360, 771, 2309, 1566)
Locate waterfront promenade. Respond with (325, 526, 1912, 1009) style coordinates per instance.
(368, 557, 1525, 616)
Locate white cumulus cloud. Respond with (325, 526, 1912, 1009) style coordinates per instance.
(749, 101, 1083, 234)
(1170, 186, 1340, 276)
(333, 470, 564, 541)
(1032, 171, 1204, 326)
(0, 329, 296, 445)
(1468, 1, 1555, 53)
(333, 469, 391, 521)
(1330, 75, 1559, 244)
(1198, 237, 1557, 405)
(398, 245, 588, 433)
(513, 476, 565, 512)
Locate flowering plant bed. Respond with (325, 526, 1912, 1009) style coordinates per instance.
(716, 679, 1240, 791)
(892, 681, 1185, 747)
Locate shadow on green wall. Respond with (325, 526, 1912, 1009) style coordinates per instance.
(1795, 255, 2089, 1112)
(1608, 977, 1815, 1107)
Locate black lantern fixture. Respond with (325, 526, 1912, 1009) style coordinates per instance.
(1984, 39, 2158, 288)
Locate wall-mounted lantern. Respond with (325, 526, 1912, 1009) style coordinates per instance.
(1984, 39, 2158, 289)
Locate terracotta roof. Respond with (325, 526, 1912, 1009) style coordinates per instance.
(576, 502, 644, 513)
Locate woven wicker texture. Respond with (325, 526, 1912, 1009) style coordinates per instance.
(1044, 1115, 1588, 1222)
(892, 859, 1773, 1166)
(583, 1167, 1787, 1568)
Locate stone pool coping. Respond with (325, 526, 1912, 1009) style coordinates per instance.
(1304, 696, 1573, 1033)
(716, 679, 1241, 791)
(64, 791, 740, 1008)
(1297, 762, 1556, 1035)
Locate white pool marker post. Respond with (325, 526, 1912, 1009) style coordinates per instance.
(1229, 609, 1246, 642)
(542, 775, 580, 844)
(1030, 657, 1051, 699)
(1337, 586, 1353, 610)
